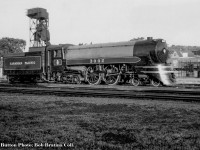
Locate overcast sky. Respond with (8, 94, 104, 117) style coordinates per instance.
(0, 0, 200, 51)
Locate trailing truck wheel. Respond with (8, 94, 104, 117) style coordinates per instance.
(151, 79, 161, 87)
(130, 78, 140, 86)
(73, 75, 81, 84)
(61, 75, 81, 84)
(86, 66, 101, 85)
(103, 65, 120, 85)
(7, 76, 14, 84)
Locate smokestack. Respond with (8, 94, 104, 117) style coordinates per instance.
(147, 37, 153, 40)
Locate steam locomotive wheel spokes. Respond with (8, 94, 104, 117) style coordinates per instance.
(86, 66, 101, 85)
(104, 65, 120, 85)
(151, 79, 161, 87)
(130, 78, 140, 86)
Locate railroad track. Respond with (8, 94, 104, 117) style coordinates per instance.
(0, 86, 199, 102)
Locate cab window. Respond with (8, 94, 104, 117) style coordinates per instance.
(53, 50, 62, 58)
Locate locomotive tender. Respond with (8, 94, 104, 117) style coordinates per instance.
(3, 37, 175, 86)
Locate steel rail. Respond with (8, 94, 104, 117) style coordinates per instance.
(1, 83, 200, 96)
(0, 87, 199, 102)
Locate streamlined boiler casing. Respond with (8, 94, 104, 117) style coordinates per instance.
(64, 38, 168, 66)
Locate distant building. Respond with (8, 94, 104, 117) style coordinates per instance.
(167, 49, 200, 77)
(169, 49, 195, 58)
(0, 57, 3, 78)
(181, 49, 195, 58)
(0, 57, 6, 79)
(169, 49, 183, 58)
(192, 50, 200, 56)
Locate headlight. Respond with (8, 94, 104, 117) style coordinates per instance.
(161, 39, 166, 43)
(163, 48, 166, 54)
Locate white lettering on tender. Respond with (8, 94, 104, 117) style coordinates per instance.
(25, 61, 35, 65)
(10, 61, 36, 65)
(10, 62, 22, 65)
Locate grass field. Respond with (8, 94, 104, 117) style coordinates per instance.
(0, 93, 200, 149)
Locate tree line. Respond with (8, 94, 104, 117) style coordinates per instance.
(0, 37, 26, 57)
(168, 45, 200, 52)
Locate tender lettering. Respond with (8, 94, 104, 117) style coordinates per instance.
(25, 61, 35, 65)
(10, 62, 22, 65)
(9, 61, 36, 65)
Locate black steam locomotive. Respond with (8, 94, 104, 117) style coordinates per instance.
(3, 37, 175, 86)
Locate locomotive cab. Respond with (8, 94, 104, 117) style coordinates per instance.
(46, 45, 66, 81)
(45, 44, 83, 83)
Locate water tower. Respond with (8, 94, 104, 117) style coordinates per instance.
(27, 8, 50, 47)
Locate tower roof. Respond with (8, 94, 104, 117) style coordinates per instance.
(27, 8, 49, 20)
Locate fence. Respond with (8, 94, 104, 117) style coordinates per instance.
(174, 61, 200, 78)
